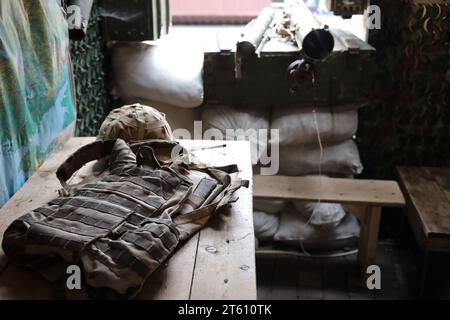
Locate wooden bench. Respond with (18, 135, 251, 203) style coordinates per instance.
(397, 166, 450, 297)
(253, 175, 406, 274)
(0, 138, 256, 300)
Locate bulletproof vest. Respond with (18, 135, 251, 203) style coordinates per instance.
(2, 139, 247, 299)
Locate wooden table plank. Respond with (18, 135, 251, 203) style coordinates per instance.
(0, 138, 256, 300)
(397, 166, 450, 238)
(37, 137, 95, 173)
(138, 234, 199, 300)
(427, 167, 450, 203)
(0, 139, 96, 258)
(0, 264, 56, 300)
(0, 138, 95, 300)
(186, 141, 257, 300)
(254, 175, 405, 207)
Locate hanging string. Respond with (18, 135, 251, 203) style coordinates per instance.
(298, 70, 324, 257)
(309, 107, 324, 224)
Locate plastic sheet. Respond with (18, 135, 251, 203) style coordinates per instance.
(0, 0, 75, 207)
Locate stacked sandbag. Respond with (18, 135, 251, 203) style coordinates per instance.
(254, 199, 287, 214)
(268, 105, 364, 248)
(292, 201, 347, 228)
(271, 107, 359, 147)
(110, 35, 204, 109)
(253, 200, 289, 245)
(253, 199, 289, 245)
(109, 33, 204, 139)
(201, 104, 363, 246)
(273, 204, 360, 251)
(278, 140, 363, 176)
(201, 104, 270, 165)
(271, 106, 363, 177)
(253, 210, 280, 243)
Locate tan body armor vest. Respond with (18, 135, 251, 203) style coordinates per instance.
(2, 139, 247, 299)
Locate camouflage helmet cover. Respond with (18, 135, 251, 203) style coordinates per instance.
(97, 103, 173, 142)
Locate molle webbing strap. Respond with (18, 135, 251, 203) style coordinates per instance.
(119, 230, 176, 263)
(33, 221, 100, 238)
(74, 191, 149, 215)
(121, 233, 153, 251)
(47, 208, 116, 230)
(102, 176, 170, 199)
(26, 232, 86, 252)
(125, 214, 174, 232)
(78, 183, 162, 210)
(126, 167, 181, 189)
(126, 213, 146, 226)
(56, 140, 117, 188)
(146, 243, 165, 263)
(50, 197, 131, 218)
(146, 224, 178, 251)
(33, 206, 56, 217)
(105, 247, 151, 278)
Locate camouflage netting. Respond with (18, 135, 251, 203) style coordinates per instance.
(358, 0, 450, 180)
(68, 0, 113, 137)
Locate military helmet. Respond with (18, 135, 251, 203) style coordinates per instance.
(97, 103, 173, 142)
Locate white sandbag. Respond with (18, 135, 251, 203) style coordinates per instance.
(273, 205, 360, 250)
(292, 201, 346, 227)
(254, 199, 287, 214)
(253, 210, 280, 242)
(110, 35, 204, 109)
(279, 140, 363, 176)
(201, 105, 270, 164)
(123, 98, 201, 136)
(271, 107, 358, 146)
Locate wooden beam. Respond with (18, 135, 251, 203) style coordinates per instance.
(254, 175, 405, 207)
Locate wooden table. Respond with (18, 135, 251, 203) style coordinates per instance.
(397, 166, 450, 298)
(0, 138, 256, 300)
